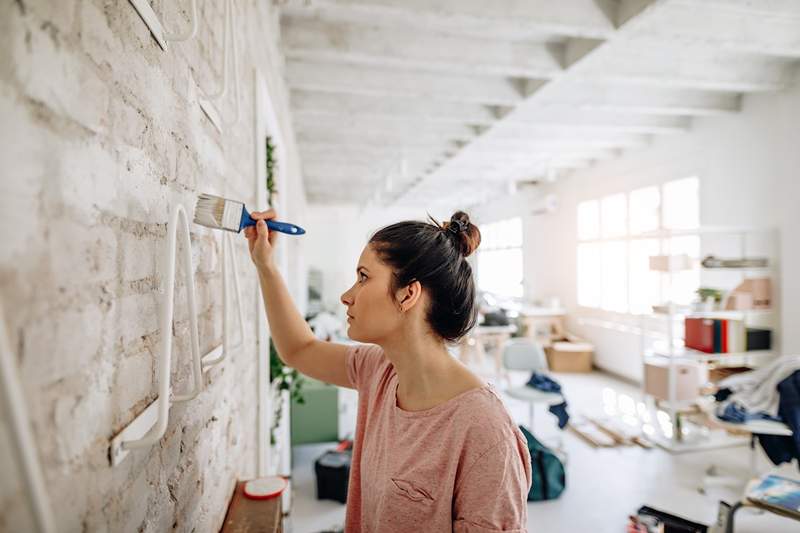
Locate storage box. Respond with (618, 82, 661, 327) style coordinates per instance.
(545, 335, 594, 373)
(725, 278, 771, 310)
(649, 254, 692, 272)
(644, 361, 707, 402)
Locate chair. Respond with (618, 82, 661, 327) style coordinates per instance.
(502, 338, 565, 431)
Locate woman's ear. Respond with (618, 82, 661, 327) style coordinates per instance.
(396, 280, 422, 313)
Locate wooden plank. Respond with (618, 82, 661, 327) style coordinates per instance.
(568, 416, 617, 447)
(221, 481, 283, 533)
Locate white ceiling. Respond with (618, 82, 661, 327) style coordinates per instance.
(276, 0, 800, 210)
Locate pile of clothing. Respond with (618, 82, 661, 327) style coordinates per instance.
(714, 355, 800, 469)
(525, 372, 570, 429)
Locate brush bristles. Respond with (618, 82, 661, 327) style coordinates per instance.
(194, 193, 241, 232)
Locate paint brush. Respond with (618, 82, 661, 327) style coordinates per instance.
(193, 193, 306, 235)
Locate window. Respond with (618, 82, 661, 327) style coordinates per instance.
(577, 177, 700, 314)
(477, 217, 523, 298)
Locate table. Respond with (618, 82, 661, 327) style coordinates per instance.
(458, 324, 517, 380)
(518, 307, 566, 346)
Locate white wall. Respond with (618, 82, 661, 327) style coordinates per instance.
(481, 75, 800, 382)
(302, 204, 436, 319)
(0, 1, 305, 530)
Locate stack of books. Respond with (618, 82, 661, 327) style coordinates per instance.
(685, 317, 771, 354)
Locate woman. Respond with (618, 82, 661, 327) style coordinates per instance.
(245, 209, 532, 532)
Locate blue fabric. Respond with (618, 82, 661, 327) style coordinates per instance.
(525, 372, 570, 429)
(756, 370, 800, 470)
(717, 402, 783, 424)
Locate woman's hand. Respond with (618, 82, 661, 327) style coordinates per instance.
(244, 209, 278, 271)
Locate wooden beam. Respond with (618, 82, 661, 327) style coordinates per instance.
(290, 90, 499, 125)
(286, 61, 527, 105)
(281, 14, 565, 78)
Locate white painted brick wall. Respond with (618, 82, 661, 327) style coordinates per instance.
(0, 1, 304, 531)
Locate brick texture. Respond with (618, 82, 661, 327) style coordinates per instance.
(0, 1, 302, 531)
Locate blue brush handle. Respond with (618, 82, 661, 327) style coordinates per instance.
(240, 208, 306, 235)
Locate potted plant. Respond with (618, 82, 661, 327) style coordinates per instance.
(695, 287, 724, 311)
(266, 136, 277, 208)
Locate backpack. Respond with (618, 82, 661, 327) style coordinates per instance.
(519, 425, 566, 501)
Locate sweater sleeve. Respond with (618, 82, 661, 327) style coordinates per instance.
(453, 433, 532, 533)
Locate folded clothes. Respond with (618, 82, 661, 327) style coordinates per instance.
(525, 372, 570, 429)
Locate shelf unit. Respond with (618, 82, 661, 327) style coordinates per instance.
(641, 226, 779, 453)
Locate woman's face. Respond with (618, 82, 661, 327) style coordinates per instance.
(340, 245, 405, 344)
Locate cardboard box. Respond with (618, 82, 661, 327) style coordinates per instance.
(644, 361, 707, 402)
(545, 335, 594, 372)
(725, 278, 772, 310)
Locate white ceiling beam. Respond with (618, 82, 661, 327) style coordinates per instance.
(290, 90, 499, 125)
(300, 152, 437, 169)
(503, 111, 691, 135)
(281, 14, 565, 78)
(467, 147, 620, 163)
(299, 142, 447, 160)
(537, 82, 741, 115)
(476, 130, 652, 147)
(578, 45, 796, 92)
(297, 128, 468, 148)
(672, 0, 800, 18)
(293, 114, 479, 140)
(633, 4, 800, 58)
(286, 61, 527, 105)
(279, 0, 617, 41)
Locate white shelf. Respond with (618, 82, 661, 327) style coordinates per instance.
(648, 346, 775, 368)
(701, 266, 772, 272)
(685, 309, 774, 318)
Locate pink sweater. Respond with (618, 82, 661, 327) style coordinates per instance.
(343, 343, 532, 532)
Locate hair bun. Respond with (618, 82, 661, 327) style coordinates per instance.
(444, 211, 481, 258)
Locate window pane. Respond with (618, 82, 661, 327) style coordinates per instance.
(477, 248, 523, 298)
(577, 200, 599, 240)
(481, 218, 522, 250)
(666, 235, 700, 305)
(578, 243, 601, 307)
(663, 177, 699, 230)
(629, 186, 660, 235)
(629, 239, 661, 314)
(602, 241, 628, 312)
(601, 193, 627, 238)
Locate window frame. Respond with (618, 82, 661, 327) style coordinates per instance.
(476, 217, 524, 299)
(577, 177, 700, 316)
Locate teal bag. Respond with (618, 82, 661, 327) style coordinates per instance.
(519, 425, 566, 501)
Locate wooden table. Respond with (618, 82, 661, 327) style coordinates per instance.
(459, 325, 517, 381)
(518, 307, 566, 346)
(221, 481, 283, 533)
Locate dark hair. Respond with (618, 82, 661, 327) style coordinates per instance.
(368, 211, 482, 344)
